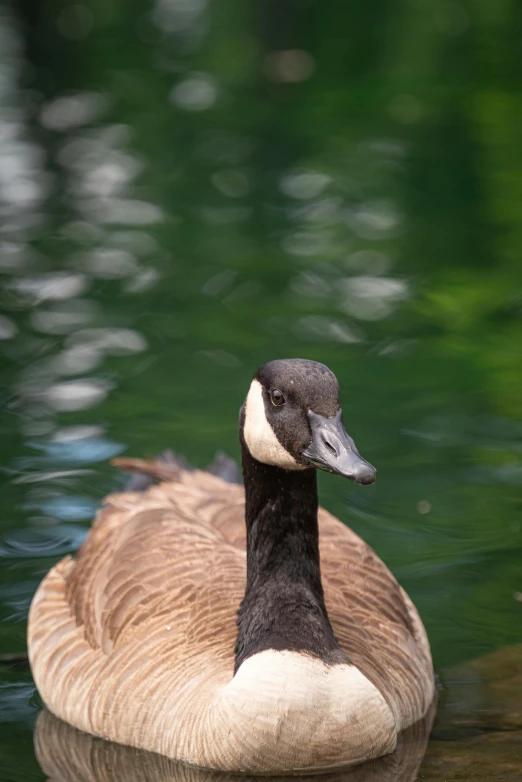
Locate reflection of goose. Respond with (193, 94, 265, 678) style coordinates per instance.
(28, 359, 435, 773)
(34, 707, 436, 782)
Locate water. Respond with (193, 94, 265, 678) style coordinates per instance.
(0, 1, 521, 779)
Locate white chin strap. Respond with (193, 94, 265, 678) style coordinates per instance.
(243, 380, 307, 470)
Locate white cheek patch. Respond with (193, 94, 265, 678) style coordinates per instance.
(243, 380, 307, 470)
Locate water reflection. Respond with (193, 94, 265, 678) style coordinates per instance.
(0, 525, 86, 558)
(0, 683, 37, 725)
(0, 2, 163, 635)
(1, 0, 522, 778)
(35, 708, 435, 782)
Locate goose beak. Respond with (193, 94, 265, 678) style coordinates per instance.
(301, 409, 376, 485)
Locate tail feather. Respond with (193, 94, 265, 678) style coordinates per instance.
(206, 451, 241, 484)
(112, 451, 189, 491)
(112, 449, 241, 491)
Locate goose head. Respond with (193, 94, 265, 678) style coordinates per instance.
(241, 358, 376, 485)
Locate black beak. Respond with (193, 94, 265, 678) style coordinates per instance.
(301, 409, 376, 485)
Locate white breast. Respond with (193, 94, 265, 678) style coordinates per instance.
(196, 649, 397, 772)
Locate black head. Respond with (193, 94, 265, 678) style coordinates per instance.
(240, 358, 376, 485)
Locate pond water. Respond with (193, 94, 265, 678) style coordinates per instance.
(0, 1, 521, 779)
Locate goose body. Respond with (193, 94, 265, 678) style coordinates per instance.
(28, 359, 435, 773)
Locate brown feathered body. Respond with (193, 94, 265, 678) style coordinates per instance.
(28, 459, 435, 773)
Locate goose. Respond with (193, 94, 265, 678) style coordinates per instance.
(28, 358, 436, 774)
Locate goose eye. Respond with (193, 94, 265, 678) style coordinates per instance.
(270, 388, 285, 406)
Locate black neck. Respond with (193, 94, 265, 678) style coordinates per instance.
(234, 443, 345, 671)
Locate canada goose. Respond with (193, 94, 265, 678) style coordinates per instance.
(28, 358, 436, 774)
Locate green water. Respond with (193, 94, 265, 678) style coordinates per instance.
(0, 0, 521, 779)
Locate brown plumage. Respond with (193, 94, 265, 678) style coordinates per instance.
(29, 459, 434, 771)
(28, 359, 436, 773)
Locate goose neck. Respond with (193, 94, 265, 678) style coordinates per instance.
(242, 452, 321, 587)
(235, 446, 344, 671)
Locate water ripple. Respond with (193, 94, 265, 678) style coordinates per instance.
(0, 525, 87, 558)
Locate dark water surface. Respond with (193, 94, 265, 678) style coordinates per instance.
(0, 1, 521, 779)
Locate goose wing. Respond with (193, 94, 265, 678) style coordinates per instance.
(28, 470, 246, 742)
(318, 509, 434, 727)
